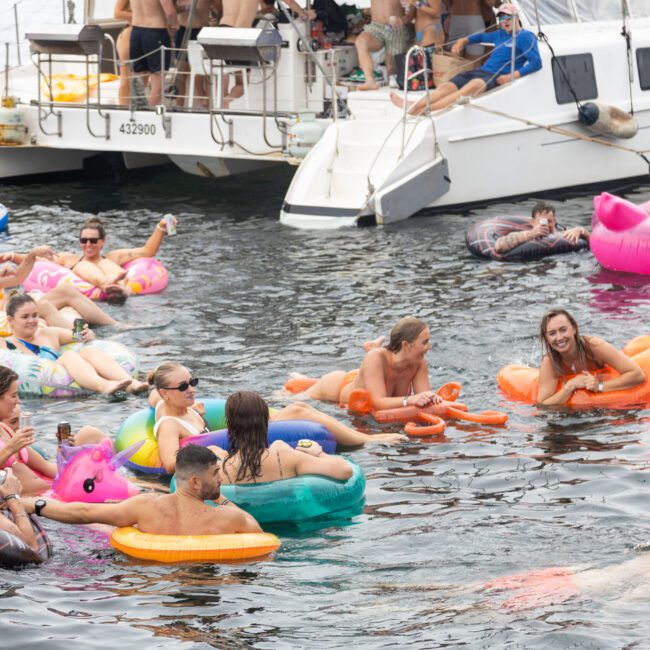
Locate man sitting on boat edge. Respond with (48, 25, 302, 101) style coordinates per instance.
(390, 3, 541, 114)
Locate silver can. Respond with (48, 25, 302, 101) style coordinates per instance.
(163, 213, 176, 236)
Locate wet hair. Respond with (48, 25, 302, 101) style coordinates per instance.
(79, 217, 106, 240)
(539, 308, 596, 376)
(225, 391, 269, 483)
(147, 362, 185, 391)
(0, 366, 18, 397)
(531, 202, 556, 219)
(6, 293, 36, 318)
(175, 444, 218, 482)
(385, 317, 428, 353)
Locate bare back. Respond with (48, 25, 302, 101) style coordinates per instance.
(221, 441, 294, 484)
(130, 0, 167, 28)
(178, 0, 214, 28)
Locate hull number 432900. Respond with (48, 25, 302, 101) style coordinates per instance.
(119, 123, 157, 136)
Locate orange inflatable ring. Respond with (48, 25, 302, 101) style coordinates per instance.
(110, 527, 281, 563)
(497, 335, 650, 408)
(446, 405, 509, 425)
(404, 412, 447, 437)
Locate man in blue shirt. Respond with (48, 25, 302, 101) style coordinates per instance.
(390, 3, 542, 114)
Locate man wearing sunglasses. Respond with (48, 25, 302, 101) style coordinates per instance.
(20, 445, 262, 537)
(390, 3, 541, 114)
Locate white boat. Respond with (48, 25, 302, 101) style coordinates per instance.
(3, 1, 650, 228)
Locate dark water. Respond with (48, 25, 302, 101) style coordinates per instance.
(3, 167, 650, 648)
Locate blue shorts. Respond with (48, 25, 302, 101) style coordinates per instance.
(130, 27, 171, 73)
(174, 26, 201, 49)
(449, 68, 497, 91)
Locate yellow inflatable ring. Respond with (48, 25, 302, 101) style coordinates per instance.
(110, 526, 281, 563)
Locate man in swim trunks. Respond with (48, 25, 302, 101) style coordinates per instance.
(355, 0, 414, 91)
(390, 3, 541, 114)
(494, 202, 590, 255)
(130, 0, 179, 106)
(22, 445, 262, 535)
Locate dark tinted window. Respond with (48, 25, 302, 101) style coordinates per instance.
(551, 54, 598, 104)
(637, 48, 650, 90)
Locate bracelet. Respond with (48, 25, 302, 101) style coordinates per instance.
(598, 381, 604, 393)
(2, 493, 19, 503)
(403, 396, 408, 407)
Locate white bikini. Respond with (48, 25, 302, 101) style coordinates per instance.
(152, 402, 209, 439)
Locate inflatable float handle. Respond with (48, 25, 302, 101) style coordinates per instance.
(594, 192, 648, 231)
(446, 405, 508, 425)
(404, 412, 446, 437)
(436, 382, 461, 402)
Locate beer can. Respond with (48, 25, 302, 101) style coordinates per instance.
(163, 213, 176, 236)
(57, 422, 72, 445)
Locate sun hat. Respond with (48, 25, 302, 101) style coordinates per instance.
(496, 3, 518, 16)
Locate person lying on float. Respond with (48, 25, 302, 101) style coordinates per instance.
(0, 468, 42, 556)
(537, 308, 645, 406)
(51, 215, 176, 303)
(494, 202, 589, 255)
(21, 445, 262, 535)
(390, 3, 541, 115)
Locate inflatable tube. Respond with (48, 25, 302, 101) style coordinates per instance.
(0, 511, 52, 567)
(116, 398, 337, 474)
(578, 102, 638, 139)
(0, 339, 138, 398)
(110, 527, 281, 562)
(23, 258, 168, 301)
(465, 216, 588, 262)
(170, 459, 365, 524)
(591, 193, 650, 275)
(0, 203, 8, 233)
(497, 335, 650, 408)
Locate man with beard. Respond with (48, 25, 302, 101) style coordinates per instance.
(21, 445, 261, 535)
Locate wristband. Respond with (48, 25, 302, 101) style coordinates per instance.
(403, 396, 408, 407)
(2, 493, 19, 503)
(598, 381, 604, 393)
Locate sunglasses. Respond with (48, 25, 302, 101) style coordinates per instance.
(497, 14, 514, 21)
(79, 237, 100, 244)
(164, 377, 199, 392)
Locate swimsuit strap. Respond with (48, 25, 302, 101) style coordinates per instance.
(13, 337, 41, 356)
(153, 415, 203, 439)
(276, 447, 283, 479)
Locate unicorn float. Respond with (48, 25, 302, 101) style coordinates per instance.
(591, 192, 650, 275)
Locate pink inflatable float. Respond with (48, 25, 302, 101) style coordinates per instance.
(49, 438, 142, 503)
(591, 192, 650, 274)
(23, 258, 168, 300)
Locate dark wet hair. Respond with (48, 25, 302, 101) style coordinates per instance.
(539, 308, 595, 376)
(225, 391, 269, 483)
(147, 362, 184, 391)
(385, 317, 428, 353)
(79, 217, 106, 240)
(531, 202, 556, 219)
(0, 366, 19, 397)
(175, 444, 219, 482)
(6, 293, 36, 318)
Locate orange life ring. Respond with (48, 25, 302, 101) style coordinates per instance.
(497, 335, 650, 408)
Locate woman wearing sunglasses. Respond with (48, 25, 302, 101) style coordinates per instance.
(148, 362, 406, 474)
(1, 294, 148, 395)
(53, 216, 176, 302)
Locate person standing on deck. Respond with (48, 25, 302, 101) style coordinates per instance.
(447, 0, 499, 60)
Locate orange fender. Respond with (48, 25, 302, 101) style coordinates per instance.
(447, 405, 508, 425)
(404, 412, 446, 437)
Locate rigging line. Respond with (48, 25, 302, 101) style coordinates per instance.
(462, 101, 650, 168)
(621, 0, 635, 115)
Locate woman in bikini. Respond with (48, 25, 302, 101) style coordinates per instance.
(0, 367, 55, 496)
(52, 215, 176, 302)
(537, 308, 645, 406)
(1, 294, 148, 395)
(286, 316, 442, 411)
(218, 391, 352, 485)
(149, 361, 406, 473)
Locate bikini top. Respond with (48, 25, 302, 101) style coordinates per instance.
(152, 402, 209, 440)
(0, 423, 29, 469)
(71, 254, 106, 272)
(221, 447, 283, 484)
(385, 351, 416, 397)
(6, 337, 59, 361)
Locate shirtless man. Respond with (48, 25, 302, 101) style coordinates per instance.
(129, 0, 179, 106)
(22, 445, 262, 536)
(355, 0, 414, 91)
(174, 0, 220, 106)
(448, 0, 498, 59)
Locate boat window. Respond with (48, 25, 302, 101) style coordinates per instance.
(517, 0, 577, 24)
(637, 48, 650, 90)
(574, 0, 624, 21)
(551, 54, 598, 104)
(629, 0, 650, 18)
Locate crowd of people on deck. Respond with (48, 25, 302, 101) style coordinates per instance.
(111, 0, 542, 111)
